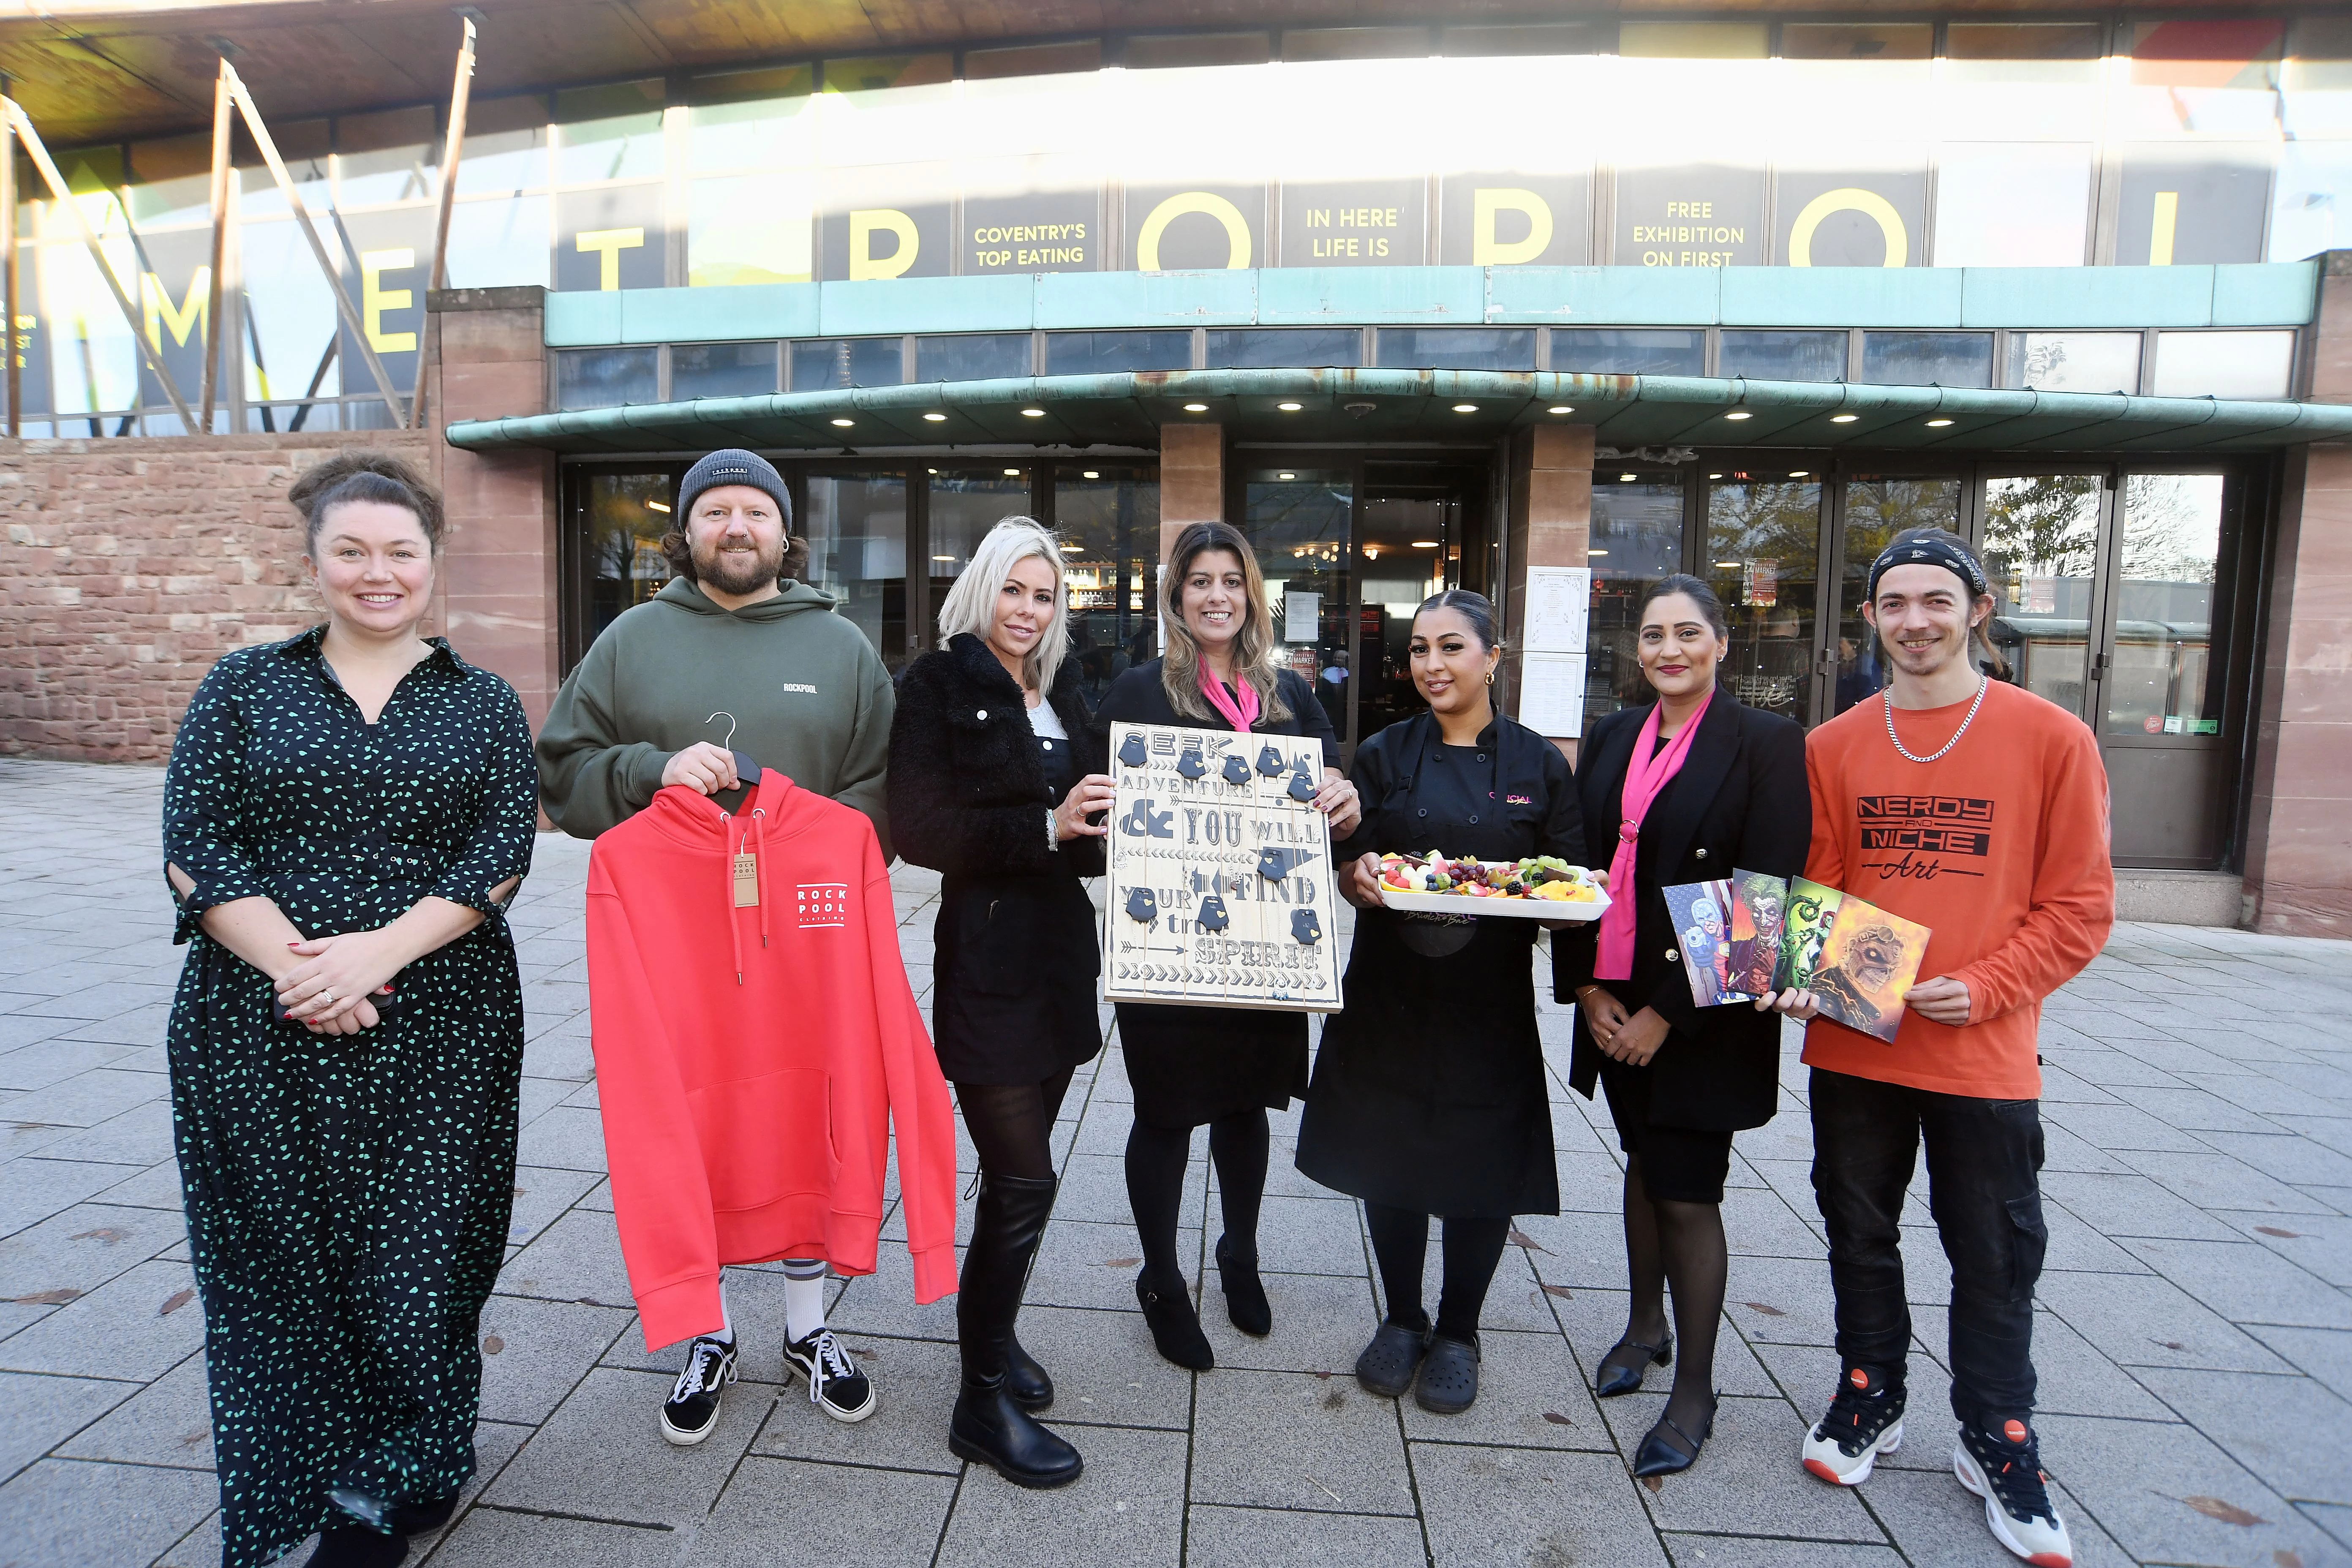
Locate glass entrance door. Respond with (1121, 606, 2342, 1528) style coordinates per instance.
(1239, 467, 1354, 747)
(1981, 474, 2104, 720)
(1705, 471, 1824, 727)
(1827, 475, 1965, 718)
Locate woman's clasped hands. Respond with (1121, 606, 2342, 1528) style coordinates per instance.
(277, 929, 404, 1034)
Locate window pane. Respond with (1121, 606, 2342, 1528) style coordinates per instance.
(1553, 328, 1705, 376)
(672, 341, 778, 400)
(555, 82, 665, 185)
(1375, 327, 1535, 370)
(1862, 331, 1994, 389)
(803, 473, 909, 670)
(555, 347, 658, 410)
(2107, 474, 2224, 738)
(1832, 476, 1963, 716)
(915, 333, 1031, 382)
(1241, 469, 1353, 744)
(1206, 328, 1362, 369)
(790, 338, 904, 390)
(1720, 329, 1846, 383)
(1706, 475, 1821, 725)
(2007, 331, 2141, 393)
(1982, 475, 2100, 719)
(1044, 330, 1192, 375)
(1587, 472, 1687, 721)
(2151, 331, 2294, 400)
(583, 471, 676, 647)
(1054, 462, 1162, 705)
(929, 469, 1032, 574)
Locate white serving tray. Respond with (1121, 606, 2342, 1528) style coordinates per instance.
(1376, 885, 1612, 922)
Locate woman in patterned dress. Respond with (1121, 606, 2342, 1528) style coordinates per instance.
(162, 452, 536, 1568)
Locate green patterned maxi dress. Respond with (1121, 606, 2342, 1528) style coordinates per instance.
(162, 628, 536, 1568)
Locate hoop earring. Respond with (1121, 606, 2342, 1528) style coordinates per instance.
(1484, 669, 1494, 686)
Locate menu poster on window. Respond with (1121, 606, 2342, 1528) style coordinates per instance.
(1521, 566, 1592, 653)
(1614, 163, 1766, 267)
(555, 184, 667, 292)
(1518, 651, 1589, 738)
(1102, 721, 1344, 1014)
(1278, 179, 1428, 267)
(1437, 171, 1592, 267)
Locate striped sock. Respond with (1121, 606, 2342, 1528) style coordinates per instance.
(782, 1258, 828, 1343)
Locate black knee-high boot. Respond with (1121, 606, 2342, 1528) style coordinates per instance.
(950, 1173, 1082, 1487)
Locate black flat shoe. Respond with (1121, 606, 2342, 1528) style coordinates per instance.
(387, 1494, 457, 1535)
(1595, 1335, 1673, 1399)
(1414, 1333, 1482, 1415)
(1355, 1320, 1433, 1398)
(1004, 1333, 1053, 1410)
(950, 1379, 1083, 1489)
(1631, 1401, 1717, 1478)
(1215, 1233, 1272, 1337)
(1136, 1275, 1214, 1370)
(305, 1521, 408, 1568)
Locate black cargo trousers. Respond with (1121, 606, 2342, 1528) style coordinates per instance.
(1808, 1066, 2049, 1425)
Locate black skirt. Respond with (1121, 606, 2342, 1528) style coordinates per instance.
(1115, 1001, 1312, 1129)
(932, 872, 1103, 1084)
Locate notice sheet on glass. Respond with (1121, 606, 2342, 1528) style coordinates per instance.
(1518, 566, 1592, 737)
(1102, 721, 1344, 1014)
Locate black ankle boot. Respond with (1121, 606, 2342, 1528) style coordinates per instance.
(305, 1520, 408, 1568)
(1135, 1273, 1214, 1369)
(1215, 1233, 1271, 1337)
(1004, 1332, 1053, 1410)
(953, 1173, 1081, 1486)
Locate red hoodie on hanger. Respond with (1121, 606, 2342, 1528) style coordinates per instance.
(585, 770, 959, 1350)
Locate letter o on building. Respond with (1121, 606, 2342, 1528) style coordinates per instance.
(1787, 188, 1907, 269)
(1136, 192, 1253, 271)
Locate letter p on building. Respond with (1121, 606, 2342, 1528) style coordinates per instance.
(1473, 189, 1553, 266)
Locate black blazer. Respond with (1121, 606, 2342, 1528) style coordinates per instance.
(890, 633, 1106, 882)
(1554, 694, 1810, 1131)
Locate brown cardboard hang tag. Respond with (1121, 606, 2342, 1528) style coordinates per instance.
(732, 852, 760, 907)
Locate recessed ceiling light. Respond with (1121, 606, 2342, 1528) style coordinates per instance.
(1547, 405, 1574, 414)
(1724, 410, 1752, 421)
(1059, 543, 1082, 552)
(1588, 548, 1609, 556)
(1183, 402, 1209, 412)
(1715, 561, 1741, 568)
(931, 554, 955, 561)
(928, 467, 939, 474)
(830, 417, 854, 427)
(1790, 470, 1809, 477)
(1451, 403, 1478, 413)
(1619, 473, 1637, 482)
(1708, 472, 1723, 479)
(1021, 407, 1046, 418)
(1411, 539, 1440, 548)
(1081, 470, 1100, 479)
(1003, 467, 1021, 476)
(923, 411, 947, 422)
(1277, 401, 1303, 412)
(1926, 417, 1954, 427)
(1278, 471, 1297, 480)
(1830, 413, 1859, 424)
(646, 500, 670, 512)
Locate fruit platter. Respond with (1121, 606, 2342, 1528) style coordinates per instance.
(1372, 853, 1612, 921)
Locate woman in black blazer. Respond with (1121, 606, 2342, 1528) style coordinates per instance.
(890, 518, 1114, 1489)
(1554, 574, 1809, 1477)
(1092, 520, 1361, 1370)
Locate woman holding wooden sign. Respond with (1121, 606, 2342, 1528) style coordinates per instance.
(1301, 589, 1582, 1417)
(1092, 521, 1361, 1369)
(1552, 574, 1809, 1477)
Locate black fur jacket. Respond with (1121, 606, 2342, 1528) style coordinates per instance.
(888, 633, 1106, 882)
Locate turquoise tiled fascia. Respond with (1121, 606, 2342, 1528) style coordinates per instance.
(1258, 266, 1485, 324)
(617, 283, 819, 343)
(1722, 267, 1966, 327)
(2213, 260, 2320, 326)
(820, 274, 1034, 335)
(546, 261, 2328, 346)
(1034, 269, 1259, 328)
(1961, 266, 2216, 328)
(544, 289, 622, 347)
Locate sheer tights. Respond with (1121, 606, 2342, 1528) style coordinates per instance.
(1601, 1155, 1728, 1453)
(955, 1069, 1076, 1183)
(1125, 1109, 1268, 1292)
(1364, 1203, 1511, 1343)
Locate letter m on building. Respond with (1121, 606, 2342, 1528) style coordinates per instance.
(142, 268, 209, 352)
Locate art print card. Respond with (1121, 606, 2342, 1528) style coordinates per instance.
(1774, 877, 1844, 994)
(1662, 878, 1755, 1007)
(1726, 869, 1790, 998)
(1808, 893, 1931, 1044)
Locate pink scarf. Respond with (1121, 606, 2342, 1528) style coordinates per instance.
(1594, 692, 1714, 982)
(1199, 667, 1261, 733)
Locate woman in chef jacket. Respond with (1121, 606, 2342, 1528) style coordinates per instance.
(1296, 589, 1583, 1416)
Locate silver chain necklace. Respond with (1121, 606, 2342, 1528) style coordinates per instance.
(1884, 678, 1988, 764)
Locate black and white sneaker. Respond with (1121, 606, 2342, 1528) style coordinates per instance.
(784, 1328, 876, 1423)
(1955, 1417, 2074, 1567)
(1802, 1364, 1906, 1485)
(659, 1334, 738, 1446)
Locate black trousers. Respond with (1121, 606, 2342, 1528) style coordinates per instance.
(1808, 1067, 2048, 1426)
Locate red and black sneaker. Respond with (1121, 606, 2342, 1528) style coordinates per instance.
(1955, 1417, 2073, 1567)
(1802, 1364, 1906, 1485)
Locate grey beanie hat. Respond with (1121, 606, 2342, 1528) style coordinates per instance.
(677, 448, 792, 528)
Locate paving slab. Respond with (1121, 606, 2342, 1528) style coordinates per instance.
(0, 1456, 218, 1568)
(1189, 1368, 1417, 1516)
(934, 1423, 1188, 1568)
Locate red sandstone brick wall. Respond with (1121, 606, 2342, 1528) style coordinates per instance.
(0, 431, 438, 763)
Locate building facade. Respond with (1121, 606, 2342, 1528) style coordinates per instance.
(5, 6, 2352, 935)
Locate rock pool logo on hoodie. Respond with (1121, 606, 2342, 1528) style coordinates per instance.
(797, 882, 850, 928)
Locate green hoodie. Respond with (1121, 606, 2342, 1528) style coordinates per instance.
(536, 577, 895, 851)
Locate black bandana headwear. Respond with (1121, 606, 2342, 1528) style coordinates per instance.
(1867, 534, 1988, 602)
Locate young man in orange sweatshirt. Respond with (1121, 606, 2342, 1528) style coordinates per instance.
(1773, 528, 2113, 1568)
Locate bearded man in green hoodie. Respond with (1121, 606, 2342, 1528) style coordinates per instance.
(536, 446, 894, 1435)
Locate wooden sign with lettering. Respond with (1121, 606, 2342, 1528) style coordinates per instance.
(1101, 720, 1344, 1013)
